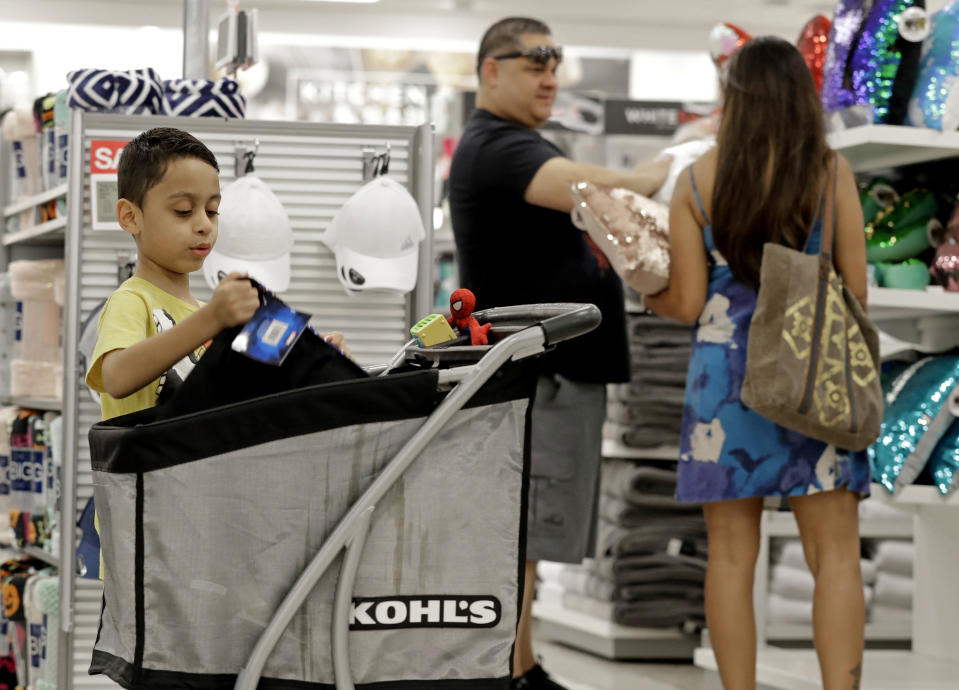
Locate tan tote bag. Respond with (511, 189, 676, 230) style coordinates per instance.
(740, 157, 882, 452)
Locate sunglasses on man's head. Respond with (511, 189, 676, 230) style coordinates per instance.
(493, 45, 564, 66)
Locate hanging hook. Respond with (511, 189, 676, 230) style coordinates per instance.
(362, 142, 391, 182)
(234, 138, 259, 177)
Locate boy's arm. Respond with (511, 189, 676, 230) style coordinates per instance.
(99, 273, 259, 399)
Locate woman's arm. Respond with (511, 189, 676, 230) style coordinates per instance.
(643, 168, 710, 324)
(831, 154, 868, 312)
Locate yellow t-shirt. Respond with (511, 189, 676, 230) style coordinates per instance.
(86, 276, 207, 420)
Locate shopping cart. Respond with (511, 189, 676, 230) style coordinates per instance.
(87, 303, 600, 690)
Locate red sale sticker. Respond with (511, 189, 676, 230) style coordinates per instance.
(89, 140, 127, 174)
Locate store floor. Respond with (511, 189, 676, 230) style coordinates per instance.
(534, 633, 715, 690)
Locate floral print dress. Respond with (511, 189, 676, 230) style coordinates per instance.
(676, 168, 872, 503)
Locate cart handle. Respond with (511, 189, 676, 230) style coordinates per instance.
(472, 303, 602, 347)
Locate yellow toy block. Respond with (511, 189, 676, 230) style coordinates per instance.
(410, 313, 458, 347)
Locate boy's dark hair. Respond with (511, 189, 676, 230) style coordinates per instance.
(476, 17, 552, 77)
(117, 127, 219, 208)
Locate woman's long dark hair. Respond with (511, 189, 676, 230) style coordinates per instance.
(711, 36, 831, 289)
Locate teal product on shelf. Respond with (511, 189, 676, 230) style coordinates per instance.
(875, 259, 932, 289)
(860, 177, 899, 225)
(870, 355, 959, 493)
(865, 189, 937, 262)
(928, 419, 959, 495)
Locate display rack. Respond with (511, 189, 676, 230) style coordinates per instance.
(3, 111, 436, 690)
(696, 123, 959, 687)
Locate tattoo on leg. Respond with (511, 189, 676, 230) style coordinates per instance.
(850, 662, 862, 690)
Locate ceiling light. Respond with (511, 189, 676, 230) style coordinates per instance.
(304, 0, 382, 4)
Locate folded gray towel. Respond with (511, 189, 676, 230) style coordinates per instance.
(592, 553, 707, 585)
(616, 582, 704, 603)
(597, 517, 707, 559)
(604, 422, 682, 449)
(605, 402, 683, 428)
(613, 599, 705, 629)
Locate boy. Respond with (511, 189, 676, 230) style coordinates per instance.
(86, 127, 259, 419)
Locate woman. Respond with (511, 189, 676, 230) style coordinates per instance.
(645, 36, 871, 690)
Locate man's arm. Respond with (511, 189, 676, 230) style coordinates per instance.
(99, 273, 259, 399)
(524, 156, 671, 213)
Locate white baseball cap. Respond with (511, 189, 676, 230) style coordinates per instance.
(203, 174, 294, 293)
(324, 177, 425, 294)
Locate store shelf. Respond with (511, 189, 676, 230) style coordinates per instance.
(828, 125, 959, 173)
(871, 483, 959, 508)
(765, 511, 913, 538)
(0, 396, 63, 411)
(533, 601, 698, 660)
(695, 647, 959, 689)
(766, 622, 911, 643)
(2, 216, 67, 246)
(602, 439, 679, 461)
(21, 545, 60, 568)
(868, 286, 959, 319)
(2, 184, 68, 218)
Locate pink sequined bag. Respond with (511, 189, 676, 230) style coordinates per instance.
(570, 181, 670, 295)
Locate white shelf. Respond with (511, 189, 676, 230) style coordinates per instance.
(868, 286, 959, 319)
(765, 512, 912, 538)
(533, 600, 698, 660)
(828, 125, 959, 172)
(871, 483, 959, 508)
(0, 396, 63, 412)
(21, 545, 60, 568)
(2, 184, 68, 218)
(602, 439, 679, 461)
(432, 235, 456, 254)
(2, 216, 67, 246)
(696, 647, 959, 689)
(766, 622, 911, 643)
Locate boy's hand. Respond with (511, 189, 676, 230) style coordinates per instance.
(322, 331, 352, 359)
(209, 272, 260, 329)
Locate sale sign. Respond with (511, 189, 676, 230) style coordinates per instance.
(89, 139, 128, 230)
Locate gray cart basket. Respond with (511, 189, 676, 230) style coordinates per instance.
(88, 304, 600, 690)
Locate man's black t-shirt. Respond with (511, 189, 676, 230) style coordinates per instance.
(449, 109, 629, 384)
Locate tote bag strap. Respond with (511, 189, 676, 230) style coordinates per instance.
(820, 154, 840, 265)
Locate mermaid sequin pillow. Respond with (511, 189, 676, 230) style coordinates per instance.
(570, 182, 670, 296)
(907, 1, 959, 130)
(870, 355, 959, 493)
(822, 0, 928, 125)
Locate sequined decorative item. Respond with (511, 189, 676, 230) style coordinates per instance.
(864, 188, 936, 262)
(907, 1, 959, 130)
(822, 0, 870, 114)
(708, 23, 752, 70)
(870, 355, 959, 493)
(928, 419, 959, 494)
(798, 14, 833, 94)
(569, 182, 670, 295)
(822, 0, 927, 124)
(929, 205, 959, 290)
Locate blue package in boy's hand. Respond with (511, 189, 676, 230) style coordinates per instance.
(230, 278, 311, 366)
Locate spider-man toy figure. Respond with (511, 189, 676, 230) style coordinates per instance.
(447, 288, 492, 346)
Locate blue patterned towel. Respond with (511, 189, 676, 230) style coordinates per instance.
(164, 78, 246, 118)
(67, 68, 166, 115)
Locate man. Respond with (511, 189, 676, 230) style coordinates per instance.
(449, 17, 669, 690)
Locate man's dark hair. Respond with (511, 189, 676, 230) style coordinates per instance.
(117, 127, 219, 208)
(476, 17, 552, 78)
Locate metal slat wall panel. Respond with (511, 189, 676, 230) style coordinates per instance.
(62, 113, 434, 690)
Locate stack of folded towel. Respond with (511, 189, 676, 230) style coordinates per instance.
(538, 459, 707, 630)
(767, 539, 877, 627)
(605, 312, 692, 450)
(870, 540, 913, 626)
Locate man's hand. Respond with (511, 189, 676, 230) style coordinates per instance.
(208, 272, 260, 330)
(633, 156, 672, 197)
